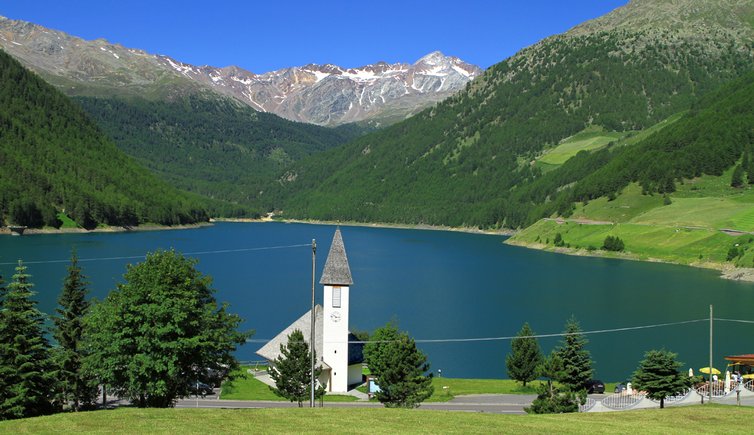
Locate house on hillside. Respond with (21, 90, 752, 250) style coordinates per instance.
(256, 228, 364, 393)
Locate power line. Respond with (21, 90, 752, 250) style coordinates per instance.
(0, 243, 313, 266)
(714, 317, 754, 324)
(247, 317, 713, 344)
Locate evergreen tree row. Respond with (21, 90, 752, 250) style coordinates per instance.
(0, 49, 211, 229)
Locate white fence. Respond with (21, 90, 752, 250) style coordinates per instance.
(582, 380, 754, 413)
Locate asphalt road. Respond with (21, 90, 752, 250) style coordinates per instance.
(174, 392, 535, 414)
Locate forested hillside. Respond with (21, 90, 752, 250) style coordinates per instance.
(265, 0, 754, 228)
(507, 70, 754, 225)
(0, 49, 210, 229)
(76, 96, 366, 206)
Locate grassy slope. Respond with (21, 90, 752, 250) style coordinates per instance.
(1, 405, 752, 434)
(537, 127, 625, 166)
(510, 173, 754, 268)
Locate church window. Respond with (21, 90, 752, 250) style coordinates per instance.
(332, 287, 341, 308)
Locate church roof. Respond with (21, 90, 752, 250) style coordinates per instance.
(319, 228, 353, 286)
(255, 304, 363, 367)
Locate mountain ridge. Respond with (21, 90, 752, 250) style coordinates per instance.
(265, 0, 754, 227)
(0, 15, 480, 126)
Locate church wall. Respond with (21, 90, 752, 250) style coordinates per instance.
(347, 363, 362, 387)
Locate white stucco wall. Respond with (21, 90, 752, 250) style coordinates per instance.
(323, 285, 350, 392)
(347, 363, 362, 387)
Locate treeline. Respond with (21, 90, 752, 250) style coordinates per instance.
(0, 49, 212, 229)
(264, 27, 754, 228)
(0, 251, 248, 419)
(505, 70, 754, 226)
(76, 95, 369, 207)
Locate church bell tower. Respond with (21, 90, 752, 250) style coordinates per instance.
(320, 228, 353, 393)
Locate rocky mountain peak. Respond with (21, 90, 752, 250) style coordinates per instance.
(0, 15, 482, 126)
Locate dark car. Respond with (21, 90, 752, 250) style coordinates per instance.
(189, 381, 214, 396)
(585, 379, 605, 394)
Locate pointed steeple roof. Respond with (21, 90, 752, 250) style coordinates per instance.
(319, 228, 353, 286)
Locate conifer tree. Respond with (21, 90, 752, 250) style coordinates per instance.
(731, 164, 745, 188)
(632, 349, 690, 408)
(53, 250, 98, 411)
(364, 323, 433, 408)
(525, 352, 584, 414)
(269, 329, 324, 406)
(506, 322, 543, 386)
(0, 262, 56, 420)
(554, 317, 593, 392)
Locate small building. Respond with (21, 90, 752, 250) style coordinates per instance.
(725, 354, 754, 376)
(256, 228, 364, 393)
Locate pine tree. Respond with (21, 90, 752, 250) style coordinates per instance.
(554, 317, 593, 392)
(52, 250, 98, 411)
(731, 164, 745, 188)
(363, 323, 433, 408)
(632, 349, 690, 408)
(525, 352, 585, 414)
(269, 329, 324, 407)
(506, 322, 543, 386)
(0, 261, 56, 419)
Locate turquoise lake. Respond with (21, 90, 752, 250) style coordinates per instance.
(1, 222, 752, 382)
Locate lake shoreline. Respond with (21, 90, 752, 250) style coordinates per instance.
(0, 222, 213, 236)
(505, 238, 754, 283)
(257, 217, 516, 237)
(9, 217, 751, 283)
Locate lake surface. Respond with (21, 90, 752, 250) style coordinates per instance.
(2, 222, 753, 382)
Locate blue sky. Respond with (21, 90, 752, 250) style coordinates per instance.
(1, 1, 628, 72)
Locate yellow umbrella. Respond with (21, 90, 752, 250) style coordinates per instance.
(699, 367, 721, 375)
(743, 374, 754, 379)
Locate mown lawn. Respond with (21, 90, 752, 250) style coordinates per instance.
(1, 404, 751, 434)
(220, 367, 357, 402)
(427, 378, 538, 402)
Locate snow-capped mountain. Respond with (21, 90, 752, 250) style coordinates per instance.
(0, 15, 481, 126)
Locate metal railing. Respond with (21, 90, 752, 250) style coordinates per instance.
(601, 391, 645, 410)
(695, 382, 729, 398)
(647, 387, 692, 404)
(579, 397, 597, 412)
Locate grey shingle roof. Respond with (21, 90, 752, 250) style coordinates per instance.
(319, 228, 353, 286)
(255, 305, 364, 366)
(256, 305, 328, 368)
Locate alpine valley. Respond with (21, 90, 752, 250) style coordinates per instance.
(2, 0, 754, 276)
(0, 15, 480, 207)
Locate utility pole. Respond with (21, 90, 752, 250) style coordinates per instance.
(709, 304, 713, 404)
(310, 239, 316, 408)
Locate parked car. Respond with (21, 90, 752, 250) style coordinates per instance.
(585, 379, 605, 394)
(614, 383, 626, 394)
(189, 381, 214, 396)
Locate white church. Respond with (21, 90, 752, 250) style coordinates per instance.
(256, 228, 364, 393)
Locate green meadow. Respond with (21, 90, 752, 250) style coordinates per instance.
(511, 175, 754, 269)
(0, 405, 751, 434)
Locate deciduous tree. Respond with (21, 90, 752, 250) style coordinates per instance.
(83, 250, 250, 407)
